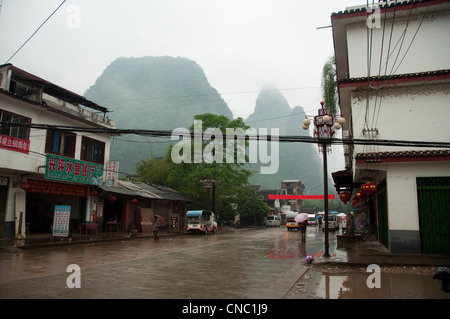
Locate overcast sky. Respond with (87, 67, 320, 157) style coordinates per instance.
(0, 0, 365, 121)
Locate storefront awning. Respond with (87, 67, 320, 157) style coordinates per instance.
(98, 180, 193, 202)
(331, 169, 354, 193)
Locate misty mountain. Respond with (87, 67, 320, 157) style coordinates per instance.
(245, 84, 292, 135)
(84, 56, 333, 194)
(84, 56, 233, 175)
(245, 87, 333, 194)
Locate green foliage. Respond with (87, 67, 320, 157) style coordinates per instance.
(321, 55, 338, 115)
(234, 188, 270, 226)
(136, 157, 169, 185)
(137, 113, 255, 222)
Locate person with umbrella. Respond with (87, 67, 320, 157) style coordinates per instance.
(295, 213, 309, 243)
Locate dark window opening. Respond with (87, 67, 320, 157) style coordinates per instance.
(81, 136, 105, 164)
(45, 129, 76, 158)
(0, 109, 31, 140)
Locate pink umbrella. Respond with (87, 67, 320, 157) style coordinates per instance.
(294, 213, 308, 223)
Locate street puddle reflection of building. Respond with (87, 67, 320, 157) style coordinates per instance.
(308, 271, 450, 299)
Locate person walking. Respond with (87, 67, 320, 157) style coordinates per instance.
(299, 219, 308, 243)
(153, 216, 160, 242)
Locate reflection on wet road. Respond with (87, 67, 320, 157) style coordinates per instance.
(302, 268, 450, 299)
(3, 226, 446, 299)
(0, 227, 317, 299)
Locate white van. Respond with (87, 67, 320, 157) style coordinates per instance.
(186, 210, 217, 234)
(322, 214, 339, 231)
(265, 215, 281, 227)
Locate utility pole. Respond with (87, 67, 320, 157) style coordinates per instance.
(322, 143, 330, 257)
(302, 101, 346, 258)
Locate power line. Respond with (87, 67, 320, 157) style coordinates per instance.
(3, 122, 450, 149)
(5, 0, 66, 64)
(371, 2, 431, 130)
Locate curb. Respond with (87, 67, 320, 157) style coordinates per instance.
(3, 231, 189, 250)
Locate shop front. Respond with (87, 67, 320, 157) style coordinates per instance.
(23, 179, 88, 235)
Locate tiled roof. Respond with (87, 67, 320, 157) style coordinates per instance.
(356, 150, 450, 162)
(339, 69, 450, 86)
(331, 0, 440, 18)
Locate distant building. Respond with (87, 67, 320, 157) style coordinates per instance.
(280, 180, 305, 212)
(331, 1, 450, 254)
(254, 180, 306, 214)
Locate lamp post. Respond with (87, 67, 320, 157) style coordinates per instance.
(302, 101, 345, 257)
(202, 176, 216, 212)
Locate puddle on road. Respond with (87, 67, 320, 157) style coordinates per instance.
(291, 266, 450, 299)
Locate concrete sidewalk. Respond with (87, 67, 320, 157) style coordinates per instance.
(0, 230, 184, 250)
(316, 239, 450, 267)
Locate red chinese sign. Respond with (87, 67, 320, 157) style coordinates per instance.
(0, 134, 30, 154)
(27, 179, 87, 197)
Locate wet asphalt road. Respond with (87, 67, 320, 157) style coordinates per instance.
(0, 227, 325, 299)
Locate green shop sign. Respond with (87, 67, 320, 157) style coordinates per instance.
(45, 154, 104, 185)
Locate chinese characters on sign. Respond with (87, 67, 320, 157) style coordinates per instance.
(45, 154, 103, 185)
(52, 205, 71, 237)
(106, 161, 119, 187)
(0, 134, 30, 154)
(27, 179, 87, 197)
(169, 215, 179, 231)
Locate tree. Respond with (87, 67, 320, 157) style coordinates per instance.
(136, 157, 170, 185)
(137, 113, 255, 219)
(234, 188, 269, 226)
(321, 55, 338, 115)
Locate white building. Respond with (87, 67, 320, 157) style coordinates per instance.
(331, 0, 450, 254)
(0, 64, 116, 238)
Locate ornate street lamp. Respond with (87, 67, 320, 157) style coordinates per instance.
(302, 101, 345, 257)
(201, 176, 216, 212)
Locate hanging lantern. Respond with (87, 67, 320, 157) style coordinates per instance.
(355, 191, 366, 199)
(339, 192, 351, 204)
(90, 190, 98, 196)
(131, 198, 138, 204)
(109, 196, 117, 203)
(361, 182, 377, 194)
(21, 183, 31, 191)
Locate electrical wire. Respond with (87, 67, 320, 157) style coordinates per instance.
(3, 121, 450, 149)
(4, 0, 66, 64)
(372, 2, 431, 130)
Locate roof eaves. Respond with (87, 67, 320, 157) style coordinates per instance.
(338, 69, 450, 87)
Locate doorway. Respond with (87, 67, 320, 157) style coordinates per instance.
(417, 176, 450, 255)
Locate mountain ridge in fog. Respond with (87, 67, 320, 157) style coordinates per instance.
(84, 56, 330, 192)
